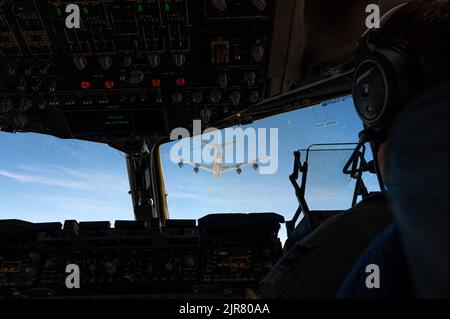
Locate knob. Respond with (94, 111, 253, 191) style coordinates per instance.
(148, 54, 161, 68)
(172, 92, 184, 104)
(25, 266, 37, 277)
(104, 261, 117, 274)
(185, 257, 196, 268)
(251, 0, 267, 11)
(218, 72, 230, 89)
(210, 92, 222, 103)
(244, 72, 256, 86)
(128, 70, 145, 84)
(99, 55, 113, 70)
(230, 90, 241, 106)
(248, 90, 260, 103)
(251, 46, 265, 63)
(192, 92, 204, 104)
(1, 99, 15, 113)
(165, 261, 174, 271)
(73, 56, 88, 70)
(173, 53, 186, 67)
(19, 98, 33, 112)
(14, 113, 28, 129)
(211, 0, 227, 12)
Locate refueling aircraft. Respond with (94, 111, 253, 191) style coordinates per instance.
(168, 141, 267, 179)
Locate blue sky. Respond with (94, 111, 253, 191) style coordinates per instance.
(0, 97, 378, 241)
(0, 134, 132, 223)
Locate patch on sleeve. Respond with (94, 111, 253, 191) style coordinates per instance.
(278, 244, 313, 271)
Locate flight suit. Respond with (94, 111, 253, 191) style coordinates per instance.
(258, 193, 394, 299)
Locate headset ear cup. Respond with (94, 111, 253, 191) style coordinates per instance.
(353, 54, 396, 130)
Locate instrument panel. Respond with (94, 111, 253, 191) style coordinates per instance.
(0, 213, 284, 298)
(0, 0, 277, 141)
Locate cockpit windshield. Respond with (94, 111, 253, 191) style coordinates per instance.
(0, 134, 132, 223)
(160, 96, 380, 241)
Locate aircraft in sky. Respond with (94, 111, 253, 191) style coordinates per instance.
(168, 141, 268, 179)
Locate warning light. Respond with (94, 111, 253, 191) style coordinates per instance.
(152, 79, 162, 87)
(176, 77, 186, 87)
(164, 3, 171, 13)
(105, 80, 115, 89)
(80, 81, 91, 89)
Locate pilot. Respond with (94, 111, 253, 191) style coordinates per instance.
(338, 0, 448, 298)
(258, 0, 448, 299)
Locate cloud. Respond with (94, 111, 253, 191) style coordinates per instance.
(0, 165, 129, 194)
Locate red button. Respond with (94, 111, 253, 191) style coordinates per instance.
(152, 79, 162, 87)
(176, 77, 186, 87)
(80, 81, 91, 89)
(105, 80, 114, 89)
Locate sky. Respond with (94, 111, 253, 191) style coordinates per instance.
(0, 96, 379, 242)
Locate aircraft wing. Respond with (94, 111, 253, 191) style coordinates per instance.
(221, 157, 271, 172)
(196, 164, 215, 173)
(166, 154, 215, 173)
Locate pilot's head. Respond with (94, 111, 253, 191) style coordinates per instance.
(353, 0, 449, 183)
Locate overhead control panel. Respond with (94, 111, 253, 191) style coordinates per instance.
(0, 0, 277, 143)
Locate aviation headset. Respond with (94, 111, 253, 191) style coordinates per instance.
(353, 3, 421, 143)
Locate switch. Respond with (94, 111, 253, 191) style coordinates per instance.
(148, 54, 161, 68)
(200, 107, 213, 124)
(17, 79, 27, 92)
(249, 90, 260, 103)
(24, 64, 36, 76)
(212, 41, 230, 64)
(74, 56, 88, 70)
(40, 64, 52, 75)
(251, 46, 265, 63)
(211, 0, 227, 12)
(173, 53, 186, 67)
(99, 55, 113, 70)
(230, 91, 241, 106)
(8, 65, 17, 76)
(123, 56, 133, 67)
(251, 0, 267, 11)
(31, 79, 43, 92)
(244, 72, 257, 86)
(218, 73, 230, 89)
(49, 79, 57, 92)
